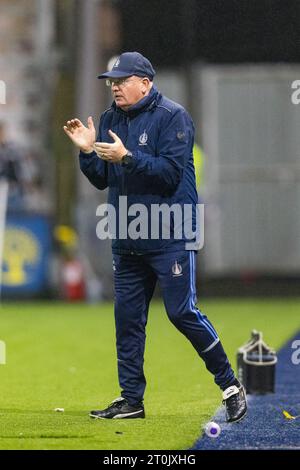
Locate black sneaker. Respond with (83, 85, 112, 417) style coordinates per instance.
(222, 384, 247, 423)
(90, 397, 145, 420)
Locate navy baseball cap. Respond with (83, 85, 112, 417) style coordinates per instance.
(97, 52, 155, 80)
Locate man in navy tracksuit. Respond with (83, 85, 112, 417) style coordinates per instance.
(64, 52, 247, 422)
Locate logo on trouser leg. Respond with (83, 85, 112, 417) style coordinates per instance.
(172, 261, 183, 277)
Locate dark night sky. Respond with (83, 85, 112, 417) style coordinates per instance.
(119, 0, 300, 67)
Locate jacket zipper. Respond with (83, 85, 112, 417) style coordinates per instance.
(121, 116, 130, 196)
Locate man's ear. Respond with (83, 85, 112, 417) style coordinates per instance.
(141, 78, 150, 94)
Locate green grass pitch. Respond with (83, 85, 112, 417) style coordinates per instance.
(0, 299, 299, 450)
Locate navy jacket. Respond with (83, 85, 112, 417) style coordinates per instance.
(79, 85, 198, 254)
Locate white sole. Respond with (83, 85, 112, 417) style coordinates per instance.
(89, 410, 144, 419)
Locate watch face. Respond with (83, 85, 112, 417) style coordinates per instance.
(123, 153, 132, 165)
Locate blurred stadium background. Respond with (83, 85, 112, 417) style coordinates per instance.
(1, 0, 300, 301)
(1, 0, 300, 451)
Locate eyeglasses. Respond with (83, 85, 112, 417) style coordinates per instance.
(105, 77, 144, 87)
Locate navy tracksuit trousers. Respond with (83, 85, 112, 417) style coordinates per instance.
(113, 250, 235, 405)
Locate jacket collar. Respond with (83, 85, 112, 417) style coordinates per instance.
(112, 85, 161, 118)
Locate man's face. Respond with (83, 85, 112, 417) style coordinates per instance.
(107, 76, 149, 111)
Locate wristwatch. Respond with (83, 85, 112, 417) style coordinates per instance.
(121, 151, 133, 166)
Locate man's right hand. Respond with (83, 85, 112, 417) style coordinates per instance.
(63, 116, 96, 153)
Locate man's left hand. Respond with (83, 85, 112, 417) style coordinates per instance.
(93, 130, 127, 163)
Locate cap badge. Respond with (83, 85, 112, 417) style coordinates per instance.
(113, 58, 120, 68)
